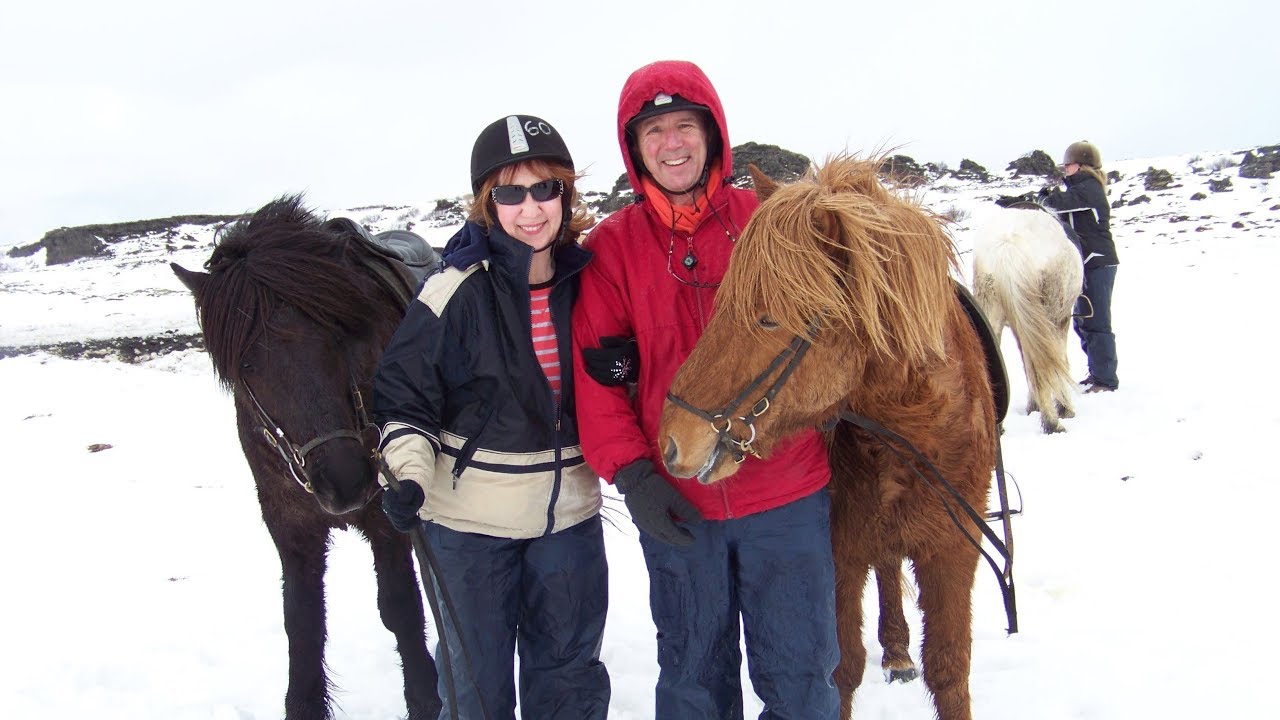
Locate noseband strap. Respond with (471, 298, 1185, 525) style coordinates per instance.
(244, 380, 377, 493)
(666, 329, 814, 462)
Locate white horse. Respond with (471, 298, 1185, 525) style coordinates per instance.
(971, 205, 1083, 433)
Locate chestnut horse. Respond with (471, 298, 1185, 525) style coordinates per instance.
(660, 158, 997, 720)
(971, 205, 1083, 433)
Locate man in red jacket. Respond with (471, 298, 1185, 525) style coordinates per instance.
(572, 60, 839, 718)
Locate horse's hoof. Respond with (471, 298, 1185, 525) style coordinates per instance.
(885, 666, 919, 684)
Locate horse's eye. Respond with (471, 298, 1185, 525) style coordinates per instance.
(759, 316, 779, 329)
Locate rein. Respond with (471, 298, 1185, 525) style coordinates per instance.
(665, 328, 815, 463)
(837, 410, 1019, 634)
(243, 380, 377, 494)
(374, 457, 493, 720)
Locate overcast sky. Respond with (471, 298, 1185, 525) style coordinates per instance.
(2, 0, 1275, 248)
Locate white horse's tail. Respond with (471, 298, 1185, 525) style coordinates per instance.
(971, 209, 1082, 432)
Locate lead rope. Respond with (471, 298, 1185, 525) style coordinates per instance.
(374, 458, 493, 720)
(837, 410, 1019, 634)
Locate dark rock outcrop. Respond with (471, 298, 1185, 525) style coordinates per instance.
(1141, 167, 1175, 191)
(8, 214, 240, 266)
(954, 159, 991, 183)
(1238, 146, 1280, 179)
(1006, 150, 1056, 178)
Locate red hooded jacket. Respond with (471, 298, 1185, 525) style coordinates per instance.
(571, 60, 830, 520)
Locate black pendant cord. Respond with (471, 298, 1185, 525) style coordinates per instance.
(674, 183, 740, 274)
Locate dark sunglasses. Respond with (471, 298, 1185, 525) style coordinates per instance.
(490, 179, 564, 206)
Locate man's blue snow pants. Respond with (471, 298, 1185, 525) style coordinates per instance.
(638, 488, 840, 719)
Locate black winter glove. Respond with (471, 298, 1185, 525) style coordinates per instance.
(613, 459, 703, 546)
(1037, 185, 1053, 198)
(581, 336, 639, 387)
(381, 480, 425, 533)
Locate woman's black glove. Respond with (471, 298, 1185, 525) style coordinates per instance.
(581, 336, 639, 386)
(381, 480, 425, 533)
(613, 459, 703, 546)
(995, 192, 1037, 208)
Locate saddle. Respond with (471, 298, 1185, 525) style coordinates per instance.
(993, 195, 1084, 258)
(954, 280, 1010, 424)
(323, 217, 443, 309)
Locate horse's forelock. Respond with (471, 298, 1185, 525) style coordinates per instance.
(193, 199, 400, 388)
(724, 157, 958, 362)
(720, 180, 849, 344)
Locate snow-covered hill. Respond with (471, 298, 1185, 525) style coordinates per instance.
(2, 145, 1279, 718)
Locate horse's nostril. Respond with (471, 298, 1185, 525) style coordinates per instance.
(663, 436, 679, 469)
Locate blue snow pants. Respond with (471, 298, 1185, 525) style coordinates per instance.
(638, 488, 840, 720)
(421, 515, 610, 719)
(1075, 264, 1119, 388)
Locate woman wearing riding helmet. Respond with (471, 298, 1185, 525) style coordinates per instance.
(1040, 140, 1120, 392)
(572, 60, 840, 717)
(374, 114, 609, 718)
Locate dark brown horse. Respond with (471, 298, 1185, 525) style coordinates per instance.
(660, 158, 997, 720)
(171, 196, 441, 720)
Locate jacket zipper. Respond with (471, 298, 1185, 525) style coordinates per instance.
(543, 288, 565, 537)
(451, 403, 496, 489)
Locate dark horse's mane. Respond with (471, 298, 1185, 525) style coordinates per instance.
(192, 194, 405, 389)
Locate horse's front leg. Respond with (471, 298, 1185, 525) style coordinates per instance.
(361, 507, 442, 720)
(874, 561, 918, 683)
(267, 521, 333, 720)
(831, 492, 872, 718)
(911, 544, 979, 720)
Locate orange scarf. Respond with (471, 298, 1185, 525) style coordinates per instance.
(639, 164, 724, 235)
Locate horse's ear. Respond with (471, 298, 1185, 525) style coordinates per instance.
(748, 164, 780, 202)
(171, 263, 207, 295)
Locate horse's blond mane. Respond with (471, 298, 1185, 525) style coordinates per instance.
(720, 155, 958, 362)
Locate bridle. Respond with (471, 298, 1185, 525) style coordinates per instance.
(665, 327, 815, 463)
(665, 320, 1021, 634)
(242, 379, 378, 494)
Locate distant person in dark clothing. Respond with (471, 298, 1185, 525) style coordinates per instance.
(1041, 140, 1120, 392)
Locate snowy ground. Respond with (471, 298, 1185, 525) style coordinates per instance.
(2, 149, 1278, 718)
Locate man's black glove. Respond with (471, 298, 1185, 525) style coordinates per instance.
(581, 336, 639, 387)
(1037, 185, 1053, 198)
(613, 459, 703, 546)
(381, 480, 425, 533)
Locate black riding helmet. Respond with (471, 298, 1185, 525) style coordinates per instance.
(470, 115, 576, 246)
(470, 115, 575, 193)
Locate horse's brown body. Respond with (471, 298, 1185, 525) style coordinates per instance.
(825, 296, 995, 719)
(660, 158, 996, 719)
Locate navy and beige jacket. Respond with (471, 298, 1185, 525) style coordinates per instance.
(373, 221, 599, 538)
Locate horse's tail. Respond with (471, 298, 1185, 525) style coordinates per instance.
(1007, 280, 1075, 411)
(972, 211, 1078, 430)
